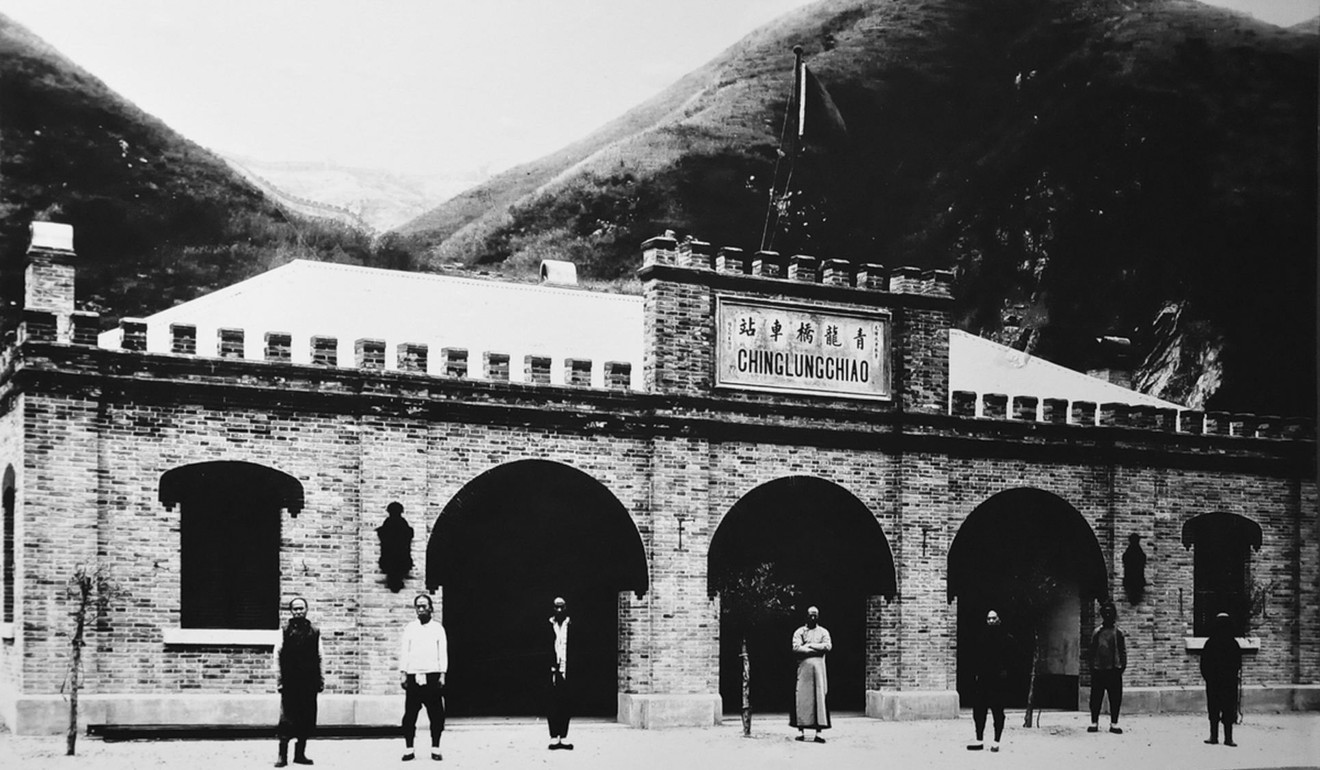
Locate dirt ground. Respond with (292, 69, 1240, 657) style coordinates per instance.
(2, 711, 1316, 770)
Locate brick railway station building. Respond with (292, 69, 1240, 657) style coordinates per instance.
(0, 222, 1314, 734)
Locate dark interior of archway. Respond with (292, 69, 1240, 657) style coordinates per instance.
(432, 462, 641, 717)
(710, 478, 893, 715)
(950, 491, 1101, 709)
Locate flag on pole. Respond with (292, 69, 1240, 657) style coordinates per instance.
(792, 48, 848, 149)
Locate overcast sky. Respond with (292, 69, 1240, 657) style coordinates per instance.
(4, 0, 1316, 178)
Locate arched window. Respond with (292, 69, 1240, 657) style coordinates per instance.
(1182, 511, 1262, 636)
(159, 461, 303, 629)
(2, 466, 14, 624)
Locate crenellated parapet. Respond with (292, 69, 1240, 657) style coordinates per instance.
(15, 313, 634, 392)
(948, 390, 1315, 440)
(640, 235, 953, 299)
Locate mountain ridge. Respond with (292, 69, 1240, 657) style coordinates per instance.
(395, 0, 1317, 418)
(0, 12, 414, 324)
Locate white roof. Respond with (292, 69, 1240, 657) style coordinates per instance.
(948, 329, 1183, 410)
(99, 260, 1177, 406)
(99, 260, 643, 388)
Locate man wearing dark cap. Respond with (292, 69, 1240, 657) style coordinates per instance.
(274, 597, 323, 767)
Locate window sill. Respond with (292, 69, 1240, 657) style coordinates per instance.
(0, 621, 13, 640)
(1184, 636, 1261, 652)
(163, 628, 279, 646)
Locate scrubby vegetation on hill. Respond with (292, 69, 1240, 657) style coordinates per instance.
(0, 14, 414, 326)
(399, 0, 1316, 417)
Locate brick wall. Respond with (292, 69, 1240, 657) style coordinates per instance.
(0, 234, 1313, 727)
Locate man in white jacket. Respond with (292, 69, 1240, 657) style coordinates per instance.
(399, 594, 447, 761)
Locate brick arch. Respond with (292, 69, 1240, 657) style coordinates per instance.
(426, 459, 648, 596)
(1180, 510, 1263, 551)
(708, 475, 896, 599)
(947, 487, 1107, 710)
(425, 459, 647, 717)
(158, 460, 304, 514)
(947, 487, 1107, 603)
(708, 475, 895, 714)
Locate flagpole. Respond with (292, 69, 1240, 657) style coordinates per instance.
(760, 46, 801, 252)
(793, 44, 806, 147)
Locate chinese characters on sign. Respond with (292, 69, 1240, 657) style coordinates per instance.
(716, 297, 891, 400)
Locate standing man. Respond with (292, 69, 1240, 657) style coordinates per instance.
(968, 609, 1015, 753)
(546, 596, 574, 750)
(274, 596, 323, 767)
(790, 605, 831, 743)
(1088, 601, 1127, 734)
(1200, 612, 1243, 747)
(399, 594, 447, 762)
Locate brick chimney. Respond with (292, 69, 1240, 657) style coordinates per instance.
(1087, 335, 1134, 390)
(25, 222, 76, 316)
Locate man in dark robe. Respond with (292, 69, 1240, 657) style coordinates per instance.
(967, 608, 1015, 753)
(546, 596, 574, 750)
(1201, 612, 1243, 747)
(275, 597, 323, 767)
(790, 605, 831, 743)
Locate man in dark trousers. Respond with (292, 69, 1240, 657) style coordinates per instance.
(546, 596, 574, 750)
(967, 608, 1015, 753)
(1201, 612, 1243, 747)
(1087, 601, 1127, 734)
(398, 594, 447, 761)
(274, 597, 323, 767)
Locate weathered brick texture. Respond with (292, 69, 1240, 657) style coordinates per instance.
(0, 232, 1312, 734)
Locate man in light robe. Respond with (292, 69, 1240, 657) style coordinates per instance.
(398, 593, 447, 762)
(790, 605, 831, 743)
(546, 596, 574, 750)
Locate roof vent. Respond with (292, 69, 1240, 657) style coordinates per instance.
(540, 259, 578, 286)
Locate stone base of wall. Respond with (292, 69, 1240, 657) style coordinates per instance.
(1076, 685, 1320, 715)
(616, 693, 723, 729)
(865, 689, 961, 720)
(0, 693, 417, 736)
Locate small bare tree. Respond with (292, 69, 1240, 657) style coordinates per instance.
(713, 562, 797, 737)
(996, 560, 1065, 729)
(63, 564, 123, 756)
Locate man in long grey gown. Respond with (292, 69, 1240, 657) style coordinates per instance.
(790, 605, 831, 743)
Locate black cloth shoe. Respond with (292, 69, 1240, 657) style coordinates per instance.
(561, 744, 574, 750)
(812, 736, 826, 744)
(402, 752, 416, 761)
(293, 758, 313, 766)
(967, 742, 984, 751)
(1204, 739, 1218, 745)
(795, 735, 806, 742)
(275, 760, 288, 768)
(431, 752, 443, 761)
(1224, 740, 1237, 747)
(1087, 725, 1099, 733)
(1109, 726, 1123, 734)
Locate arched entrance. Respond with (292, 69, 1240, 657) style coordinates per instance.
(426, 460, 647, 717)
(708, 477, 895, 715)
(947, 488, 1107, 709)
